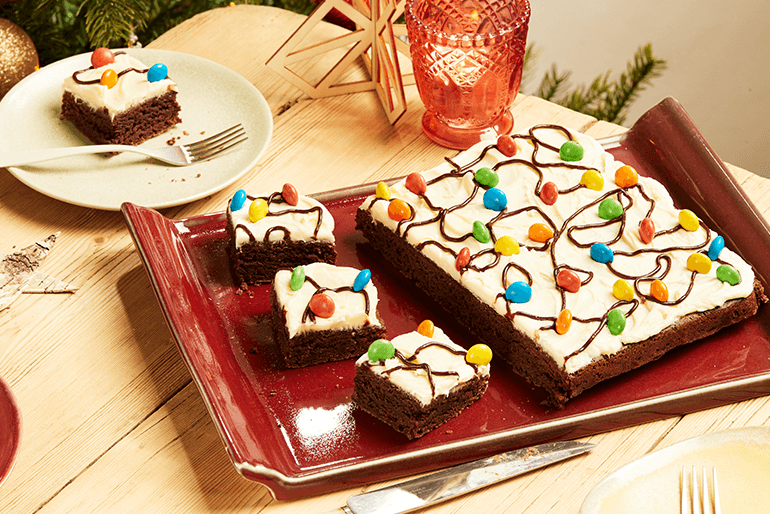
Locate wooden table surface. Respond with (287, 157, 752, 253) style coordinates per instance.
(2, 5, 770, 513)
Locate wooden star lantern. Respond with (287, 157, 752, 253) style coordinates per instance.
(266, 0, 413, 124)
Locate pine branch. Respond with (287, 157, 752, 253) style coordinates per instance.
(535, 64, 571, 102)
(558, 70, 611, 113)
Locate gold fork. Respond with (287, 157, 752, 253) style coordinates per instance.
(681, 466, 722, 514)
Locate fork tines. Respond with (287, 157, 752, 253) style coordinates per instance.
(681, 466, 721, 514)
(184, 124, 248, 162)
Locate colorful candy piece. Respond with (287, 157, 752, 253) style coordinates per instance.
(598, 198, 623, 220)
(483, 188, 507, 211)
(528, 223, 553, 243)
(679, 209, 700, 232)
(580, 170, 604, 191)
(368, 338, 395, 361)
(100, 69, 117, 88)
(474, 167, 499, 188)
(353, 268, 371, 292)
(505, 281, 532, 303)
(147, 63, 168, 83)
(472, 221, 491, 243)
(417, 319, 435, 338)
(639, 217, 655, 244)
(494, 235, 519, 256)
(559, 140, 584, 162)
(289, 266, 305, 291)
(540, 181, 558, 205)
(556, 269, 581, 293)
(91, 47, 115, 68)
(555, 309, 572, 335)
(248, 198, 268, 222)
(607, 309, 626, 335)
(309, 292, 335, 318)
(708, 235, 725, 261)
(466, 344, 493, 365)
(405, 172, 427, 195)
(687, 253, 712, 274)
(388, 198, 411, 221)
(230, 189, 247, 211)
(376, 181, 391, 200)
(650, 279, 669, 302)
(456, 246, 471, 271)
(612, 279, 634, 301)
(282, 183, 299, 206)
(590, 243, 614, 263)
(614, 165, 639, 188)
(496, 135, 518, 157)
(716, 264, 741, 286)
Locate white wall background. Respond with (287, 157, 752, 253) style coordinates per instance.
(522, 0, 770, 177)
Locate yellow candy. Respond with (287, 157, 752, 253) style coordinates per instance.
(417, 319, 435, 338)
(555, 309, 572, 335)
(580, 170, 604, 191)
(466, 343, 493, 366)
(614, 165, 639, 188)
(494, 235, 520, 256)
(679, 209, 700, 232)
(612, 279, 634, 301)
(687, 252, 712, 274)
(248, 198, 268, 222)
(375, 181, 391, 200)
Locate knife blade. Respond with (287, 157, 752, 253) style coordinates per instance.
(326, 440, 594, 514)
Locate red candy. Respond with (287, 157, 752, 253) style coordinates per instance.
(540, 181, 558, 205)
(91, 47, 115, 68)
(309, 293, 335, 318)
(405, 172, 427, 195)
(639, 217, 655, 244)
(497, 135, 518, 157)
(455, 246, 470, 271)
(556, 269, 581, 293)
(281, 183, 299, 206)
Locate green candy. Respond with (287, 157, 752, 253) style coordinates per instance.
(368, 339, 395, 362)
(607, 308, 626, 335)
(560, 140, 584, 162)
(598, 198, 623, 220)
(289, 265, 305, 291)
(472, 220, 491, 243)
(716, 264, 740, 286)
(474, 167, 499, 188)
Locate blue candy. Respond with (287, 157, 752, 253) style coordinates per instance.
(231, 189, 247, 211)
(708, 235, 725, 261)
(147, 63, 168, 83)
(505, 281, 532, 303)
(590, 243, 614, 264)
(353, 268, 371, 292)
(483, 188, 507, 211)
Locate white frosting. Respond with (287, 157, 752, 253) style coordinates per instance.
(361, 125, 756, 375)
(355, 327, 490, 406)
(62, 53, 177, 118)
(274, 263, 381, 338)
(228, 193, 335, 248)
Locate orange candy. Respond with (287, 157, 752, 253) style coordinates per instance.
(528, 223, 554, 243)
(417, 319, 435, 338)
(615, 165, 639, 188)
(555, 309, 572, 335)
(387, 198, 411, 221)
(100, 69, 117, 88)
(650, 279, 669, 302)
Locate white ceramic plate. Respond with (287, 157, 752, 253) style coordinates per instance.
(580, 427, 770, 514)
(0, 48, 272, 211)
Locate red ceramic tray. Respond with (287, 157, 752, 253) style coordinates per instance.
(0, 375, 22, 487)
(123, 98, 770, 500)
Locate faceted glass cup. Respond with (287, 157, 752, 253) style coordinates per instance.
(405, 0, 530, 149)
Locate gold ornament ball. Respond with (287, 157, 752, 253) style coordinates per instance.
(0, 18, 39, 100)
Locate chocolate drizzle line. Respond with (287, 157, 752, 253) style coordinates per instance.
(232, 192, 327, 243)
(365, 341, 476, 399)
(71, 51, 152, 85)
(365, 124, 739, 369)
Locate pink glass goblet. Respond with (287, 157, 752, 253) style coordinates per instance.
(405, 0, 530, 150)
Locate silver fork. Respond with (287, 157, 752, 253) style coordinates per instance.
(681, 466, 722, 514)
(0, 123, 247, 168)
